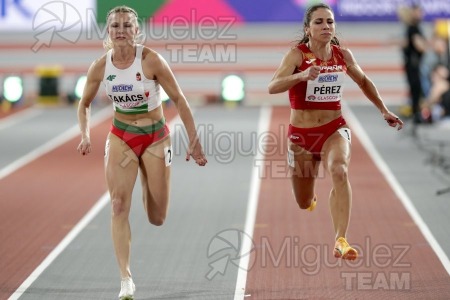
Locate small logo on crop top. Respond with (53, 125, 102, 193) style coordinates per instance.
(106, 74, 116, 81)
(320, 65, 343, 71)
(305, 58, 316, 65)
(112, 84, 134, 92)
(318, 74, 338, 83)
(136, 72, 141, 81)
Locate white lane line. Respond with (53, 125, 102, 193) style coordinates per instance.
(0, 107, 43, 131)
(0, 106, 112, 181)
(344, 105, 450, 276)
(8, 192, 110, 300)
(234, 106, 272, 300)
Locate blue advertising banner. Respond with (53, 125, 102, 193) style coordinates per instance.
(226, 0, 450, 22)
(335, 0, 450, 22)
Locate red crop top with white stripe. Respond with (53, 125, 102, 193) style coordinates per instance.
(289, 43, 347, 110)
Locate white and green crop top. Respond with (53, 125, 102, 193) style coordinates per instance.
(103, 44, 161, 114)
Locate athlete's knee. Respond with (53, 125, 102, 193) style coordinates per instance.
(111, 197, 129, 217)
(329, 162, 349, 183)
(298, 200, 312, 210)
(148, 214, 165, 226)
(293, 190, 315, 210)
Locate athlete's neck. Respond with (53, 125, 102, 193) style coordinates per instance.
(307, 42, 332, 61)
(112, 45, 136, 63)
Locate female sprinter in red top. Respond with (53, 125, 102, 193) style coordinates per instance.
(268, 3, 403, 260)
(77, 6, 207, 299)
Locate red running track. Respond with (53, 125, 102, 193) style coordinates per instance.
(244, 106, 450, 299)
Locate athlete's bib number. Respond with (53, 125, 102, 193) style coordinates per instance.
(306, 71, 345, 102)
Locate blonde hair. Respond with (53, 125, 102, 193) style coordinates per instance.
(103, 6, 145, 50)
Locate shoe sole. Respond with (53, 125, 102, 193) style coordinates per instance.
(334, 247, 358, 260)
(120, 297, 134, 300)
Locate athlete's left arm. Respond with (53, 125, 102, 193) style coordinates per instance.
(343, 48, 403, 130)
(145, 50, 207, 166)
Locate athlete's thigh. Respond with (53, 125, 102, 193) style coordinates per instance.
(139, 137, 172, 207)
(288, 140, 320, 194)
(104, 133, 139, 199)
(321, 128, 351, 172)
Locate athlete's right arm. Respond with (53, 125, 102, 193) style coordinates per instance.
(268, 47, 320, 94)
(77, 58, 104, 156)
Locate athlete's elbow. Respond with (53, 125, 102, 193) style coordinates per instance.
(168, 94, 182, 106)
(268, 83, 279, 94)
(78, 98, 91, 111)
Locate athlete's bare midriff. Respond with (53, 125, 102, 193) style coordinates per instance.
(114, 105, 165, 126)
(290, 108, 342, 128)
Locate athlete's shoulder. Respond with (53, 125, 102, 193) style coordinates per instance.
(286, 44, 304, 62)
(296, 43, 310, 52)
(87, 53, 107, 80)
(336, 46, 357, 67)
(338, 47, 354, 60)
(142, 46, 162, 62)
(91, 53, 107, 71)
(141, 45, 169, 74)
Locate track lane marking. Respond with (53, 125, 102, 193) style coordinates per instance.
(0, 107, 42, 131)
(8, 193, 110, 300)
(0, 106, 112, 181)
(234, 106, 272, 300)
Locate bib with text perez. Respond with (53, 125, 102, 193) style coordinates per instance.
(306, 71, 345, 102)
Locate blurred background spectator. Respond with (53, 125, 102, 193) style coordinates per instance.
(420, 20, 450, 124)
(421, 64, 450, 124)
(398, 3, 427, 124)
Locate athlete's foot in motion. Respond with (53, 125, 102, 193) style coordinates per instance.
(307, 195, 317, 212)
(119, 277, 135, 300)
(334, 237, 358, 260)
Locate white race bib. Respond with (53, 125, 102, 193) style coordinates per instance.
(164, 145, 173, 167)
(306, 71, 345, 103)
